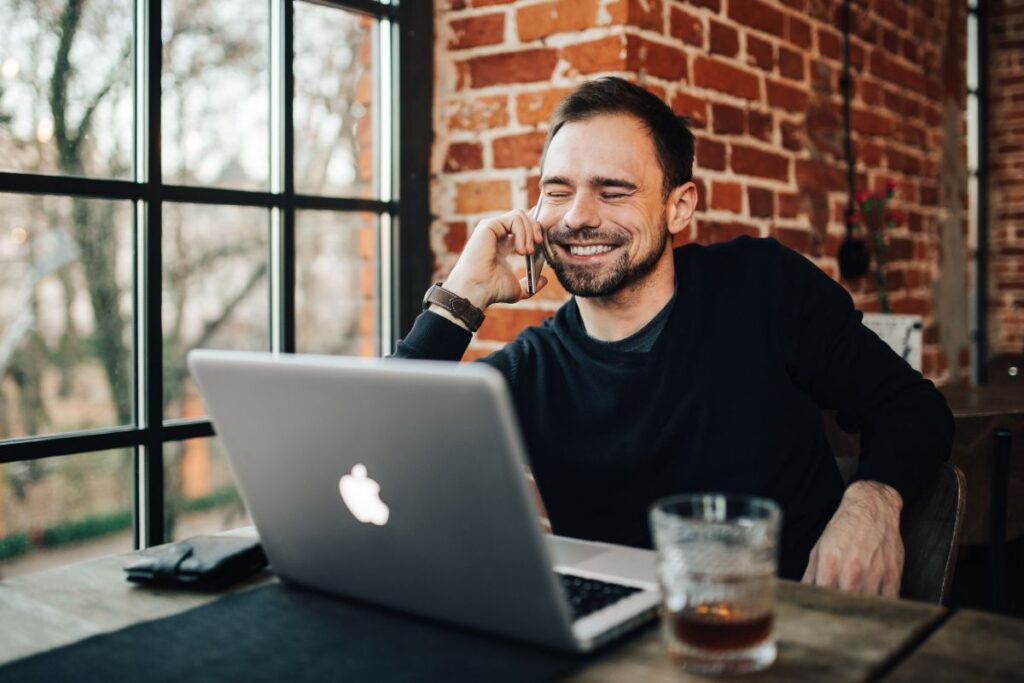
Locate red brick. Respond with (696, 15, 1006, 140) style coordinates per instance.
(697, 137, 727, 170)
(694, 57, 760, 101)
(689, 0, 720, 10)
(699, 220, 760, 243)
(671, 92, 708, 129)
(883, 28, 900, 55)
(443, 142, 484, 172)
(849, 42, 866, 71)
(851, 107, 892, 136)
(786, 15, 812, 49)
(778, 192, 801, 218)
(771, 226, 811, 252)
(810, 60, 833, 93)
(712, 103, 744, 135)
(745, 34, 774, 71)
(766, 79, 808, 112)
(876, 0, 908, 30)
(447, 96, 509, 131)
(868, 51, 920, 93)
(493, 131, 547, 169)
(778, 46, 805, 81)
(466, 49, 558, 87)
(526, 174, 541, 207)
(731, 144, 789, 182)
(455, 180, 512, 214)
(712, 181, 743, 212)
(670, 6, 704, 47)
(694, 178, 707, 213)
(560, 36, 624, 75)
(780, 120, 803, 150)
(860, 80, 884, 106)
(477, 307, 554, 341)
(444, 221, 468, 253)
(902, 38, 918, 63)
(517, 0, 599, 42)
(888, 149, 922, 175)
(748, 186, 773, 218)
(449, 14, 505, 50)
(795, 159, 845, 192)
(626, 36, 688, 81)
(921, 185, 937, 206)
(728, 0, 784, 37)
(709, 20, 739, 57)
(628, 0, 664, 32)
(818, 28, 840, 60)
(748, 109, 772, 141)
(516, 88, 571, 125)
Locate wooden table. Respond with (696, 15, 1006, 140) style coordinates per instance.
(2, 529, 1022, 682)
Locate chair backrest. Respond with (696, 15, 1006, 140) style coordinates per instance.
(986, 353, 1024, 385)
(899, 463, 966, 604)
(834, 458, 966, 604)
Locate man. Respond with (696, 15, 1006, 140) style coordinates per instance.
(395, 77, 953, 596)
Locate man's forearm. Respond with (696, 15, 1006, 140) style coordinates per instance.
(803, 478, 905, 597)
(391, 309, 473, 361)
(843, 479, 903, 518)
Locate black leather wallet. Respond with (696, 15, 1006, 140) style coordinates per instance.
(124, 535, 267, 590)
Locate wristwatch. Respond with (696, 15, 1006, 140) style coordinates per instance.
(422, 283, 486, 332)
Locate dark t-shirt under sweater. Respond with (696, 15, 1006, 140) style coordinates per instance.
(394, 236, 954, 579)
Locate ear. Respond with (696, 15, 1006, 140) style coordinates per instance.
(665, 181, 698, 237)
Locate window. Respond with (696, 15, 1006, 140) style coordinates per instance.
(0, 0, 430, 576)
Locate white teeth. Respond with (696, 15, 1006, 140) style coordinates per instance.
(568, 244, 614, 256)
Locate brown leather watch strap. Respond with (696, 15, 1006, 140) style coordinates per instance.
(422, 284, 486, 332)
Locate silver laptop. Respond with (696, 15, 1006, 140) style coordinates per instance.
(187, 350, 660, 652)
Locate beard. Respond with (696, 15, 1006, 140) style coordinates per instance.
(543, 217, 669, 298)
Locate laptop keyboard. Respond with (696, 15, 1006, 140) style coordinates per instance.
(557, 573, 643, 621)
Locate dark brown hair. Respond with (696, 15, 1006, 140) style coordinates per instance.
(544, 77, 695, 198)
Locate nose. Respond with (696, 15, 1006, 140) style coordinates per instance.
(562, 191, 601, 231)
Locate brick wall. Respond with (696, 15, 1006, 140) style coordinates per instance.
(431, 0, 967, 382)
(989, 0, 1024, 357)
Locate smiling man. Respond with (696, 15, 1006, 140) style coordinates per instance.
(394, 77, 953, 596)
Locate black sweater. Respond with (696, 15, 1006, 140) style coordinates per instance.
(394, 236, 954, 579)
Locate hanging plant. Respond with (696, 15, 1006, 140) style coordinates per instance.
(848, 181, 904, 314)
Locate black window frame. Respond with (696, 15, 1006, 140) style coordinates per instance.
(0, 0, 432, 548)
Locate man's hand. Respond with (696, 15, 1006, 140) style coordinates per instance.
(439, 208, 548, 316)
(802, 480, 904, 598)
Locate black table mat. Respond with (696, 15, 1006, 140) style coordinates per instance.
(0, 583, 599, 683)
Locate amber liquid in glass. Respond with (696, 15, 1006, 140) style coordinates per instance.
(671, 602, 774, 651)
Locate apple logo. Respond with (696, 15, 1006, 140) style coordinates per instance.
(339, 464, 390, 526)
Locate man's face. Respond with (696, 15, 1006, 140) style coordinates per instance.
(538, 114, 670, 298)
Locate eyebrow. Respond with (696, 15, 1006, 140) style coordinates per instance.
(540, 175, 639, 191)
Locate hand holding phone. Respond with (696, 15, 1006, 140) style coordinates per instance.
(525, 196, 545, 296)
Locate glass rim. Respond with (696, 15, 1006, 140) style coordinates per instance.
(648, 492, 781, 522)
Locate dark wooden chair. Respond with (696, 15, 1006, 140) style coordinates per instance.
(835, 457, 966, 604)
(987, 353, 1024, 385)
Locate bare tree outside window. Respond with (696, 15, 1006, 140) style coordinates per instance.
(0, 0, 385, 575)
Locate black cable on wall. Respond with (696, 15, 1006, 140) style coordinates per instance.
(837, 0, 870, 279)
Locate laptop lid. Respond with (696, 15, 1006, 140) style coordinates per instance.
(187, 350, 581, 651)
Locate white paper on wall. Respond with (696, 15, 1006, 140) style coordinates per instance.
(862, 313, 923, 372)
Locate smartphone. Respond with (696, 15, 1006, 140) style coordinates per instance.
(525, 197, 545, 296)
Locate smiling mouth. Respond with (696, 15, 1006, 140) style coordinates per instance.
(560, 243, 620, 258)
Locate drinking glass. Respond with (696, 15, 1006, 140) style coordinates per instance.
(649, 493, 781, 675)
